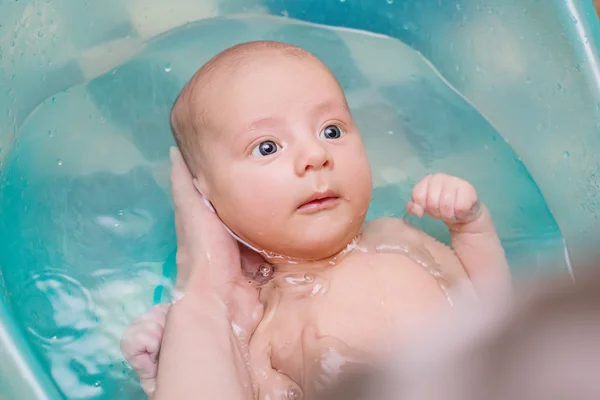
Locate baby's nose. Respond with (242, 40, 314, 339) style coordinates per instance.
(296, 141, 333, 175)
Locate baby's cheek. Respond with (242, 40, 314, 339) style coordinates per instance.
(221, 192, 287, 243)
(343, 157, 372, 207)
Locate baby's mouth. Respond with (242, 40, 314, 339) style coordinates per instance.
(297, 190, 340, 213)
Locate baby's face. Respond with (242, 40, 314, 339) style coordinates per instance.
(196, 55, 372, 261)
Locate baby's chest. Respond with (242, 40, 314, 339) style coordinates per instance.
(268, 252, 451, 367)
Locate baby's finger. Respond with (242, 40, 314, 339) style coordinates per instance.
(455, 183, 480, 222)
(439, 177, 458, 222)
(411, 175, 431, 207)
(406, 201, 424, 218)
(425, 174, 444, 218)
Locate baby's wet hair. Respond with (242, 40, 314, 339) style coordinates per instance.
(169, 40, 314, 174)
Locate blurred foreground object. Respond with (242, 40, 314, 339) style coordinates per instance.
(320, 265, 600, 400)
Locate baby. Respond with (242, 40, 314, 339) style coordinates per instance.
(121, 41, 510, 399)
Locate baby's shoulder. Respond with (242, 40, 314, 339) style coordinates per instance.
(362, 217, 471, 287)
(362, 217, 425, 241)
(361, 217, 456, 264)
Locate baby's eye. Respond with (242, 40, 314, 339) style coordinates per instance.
(252, 140, 281, 157)
(319, 125, 344, 140)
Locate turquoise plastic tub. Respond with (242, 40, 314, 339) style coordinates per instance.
(1, 0, 599, 399)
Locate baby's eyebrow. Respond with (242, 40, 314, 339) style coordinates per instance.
(244, 116, 280, 134)
(312, 100, 351, 117)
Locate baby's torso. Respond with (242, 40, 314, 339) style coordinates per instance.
(249, 217, 476, 399)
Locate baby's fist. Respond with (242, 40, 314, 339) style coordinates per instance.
(120, 303, 170, 397)
(406, 174, 481, 225)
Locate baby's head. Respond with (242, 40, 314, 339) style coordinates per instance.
(171, 41, 372, 261)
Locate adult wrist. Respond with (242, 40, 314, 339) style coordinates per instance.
(172, 288, 231, 321)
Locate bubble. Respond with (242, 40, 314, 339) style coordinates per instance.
(18, 270, 95, 345)
(386, 0, 394, 4)
(562, 150, 570, 159)
(287, 387, 302, 400)
(93, 381, 102, 388)
(387, 130, 394, 135)
(47, 130, 53, 137)
(164, 63, 172, 73)
(304, 273, 315, 283)
(57, 159, 63, 166)
(259, 263, 273, 278)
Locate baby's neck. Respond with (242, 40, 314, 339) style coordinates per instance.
(264, 234, 362, 274)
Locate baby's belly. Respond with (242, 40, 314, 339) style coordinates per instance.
(267, 251, 454, 393)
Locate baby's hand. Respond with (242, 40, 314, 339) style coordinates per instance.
(120, 303, 170, 398)
(406, 174, 481, 226)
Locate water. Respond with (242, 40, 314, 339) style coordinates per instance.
(0, 15, 568, 399)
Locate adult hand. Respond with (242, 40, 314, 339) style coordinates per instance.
(169, 147, 264, 340)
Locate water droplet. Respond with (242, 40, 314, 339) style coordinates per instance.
(259, 263, 273, 278)
(57, 159, 63, 166)
(304, 273, 315, 283)
(339, 0, 346, 3)
(164, 63, 172, 73)
(287, 387, 302, 400)
(37, 31, 43, 38)
(10, 41, 15, 47)
(575, 64, 581, 72)
(456, 3, 464, 10)
(117, 209, 124, 216)
(571, 15, 578, 24)
(47, 130, 53, 137)
(51, 97, 56, 103)
(562, 150, 570, 159)
(93, 381, 102, 388)
(386, 0, 394, 4)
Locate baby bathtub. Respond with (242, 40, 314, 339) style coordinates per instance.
(1, 0, 599, 398)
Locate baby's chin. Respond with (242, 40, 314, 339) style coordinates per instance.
(252, 226, 363, 264)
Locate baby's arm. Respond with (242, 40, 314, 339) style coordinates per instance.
(121, 304, 170, 397)
(407, 174, 511, 295)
